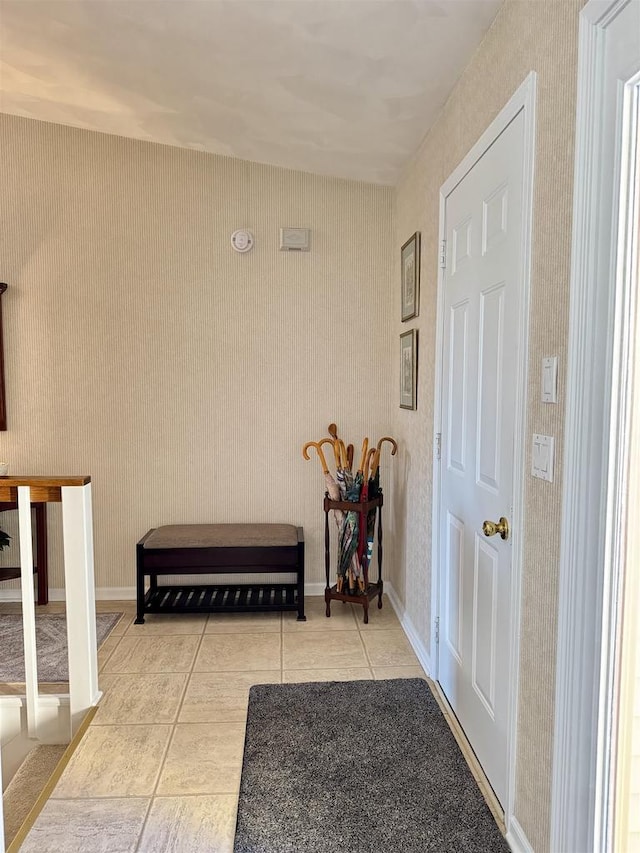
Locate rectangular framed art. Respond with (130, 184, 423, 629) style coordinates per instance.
(400, 329, 417, 410)
(401, 231, 420, 321)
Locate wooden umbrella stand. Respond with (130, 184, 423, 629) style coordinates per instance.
(323, 491, 383, 624)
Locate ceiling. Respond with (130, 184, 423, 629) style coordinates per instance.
(0, 0, 503, 185)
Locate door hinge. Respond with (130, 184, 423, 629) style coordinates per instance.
(435, 432, 442, 461)
(439, 239, 447, 270)
(435, 617, 440, 644)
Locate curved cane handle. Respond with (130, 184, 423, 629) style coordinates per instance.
(302, 441, 330, 474)
(346, 443, 354, 471)
(318, 437, 340, 471)
(358, 438, 369, 475)
(337, 439, 349, 470)
(369, 448, 381, 478)
(376, 436, 398, 457)
(362, 447, 376, 483)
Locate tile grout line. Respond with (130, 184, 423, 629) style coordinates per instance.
(280, 612, 284, 678)
(133, 614, 211, 853)
(354, 614, 375, 677)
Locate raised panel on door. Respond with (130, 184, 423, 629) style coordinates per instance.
(445, 511, 465, 664)
(447, 300, 469, 474)
(476, 282, 505, 492)
(472, 534, 499, 717)
(482, 182, 509, 255)
(452, 216, 473, 275)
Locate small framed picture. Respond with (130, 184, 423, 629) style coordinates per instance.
(401, 232, 420, 322)
(400, 329, 418, 410)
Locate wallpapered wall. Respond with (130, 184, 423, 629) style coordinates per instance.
(392, 0, 583, 848)
(0, 115, 394, 592)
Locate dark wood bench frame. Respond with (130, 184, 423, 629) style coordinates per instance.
(135, 526, 306, 624)
(0, 500, 48, 605)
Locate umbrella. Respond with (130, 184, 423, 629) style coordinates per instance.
(357, 447, 377, 567)
(372, 437, 397, 494)
(361, 448, 381, 586)
(335, 439, 353, 499)
(362, 438, 398, 584)
(328, 425, 353, 473)
(303, 438, 359, 593)
(302, 440, 340, 503)
(337, 439, 367, 594)
(358, 447, 377, 565)
(316, 438, 348, 532)
(326, 425, 354, 494)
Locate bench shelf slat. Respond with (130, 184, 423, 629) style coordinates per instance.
(141, 583, 301, 615)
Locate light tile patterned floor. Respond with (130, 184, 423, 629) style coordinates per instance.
(11, 596, 501, 851)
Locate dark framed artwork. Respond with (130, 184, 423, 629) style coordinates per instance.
(400, 329, 417, 410)
(401, 232, 420, 322)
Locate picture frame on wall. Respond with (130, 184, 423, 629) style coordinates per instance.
(401, 231, 420, 322)
(400, 329, 418, 410)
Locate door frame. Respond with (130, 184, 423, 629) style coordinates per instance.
(550, 1, 640, 850)
(430, 72, 536, 844)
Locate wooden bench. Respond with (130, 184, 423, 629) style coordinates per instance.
(135, 523, 305, 624)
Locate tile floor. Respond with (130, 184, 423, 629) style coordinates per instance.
(8, 596, 503, 852)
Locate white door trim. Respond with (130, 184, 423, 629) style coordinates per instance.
(430, 72, 536, 844)
(551, 1, 640, 850)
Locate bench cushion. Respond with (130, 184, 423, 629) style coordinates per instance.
(143, 524, 299, 550)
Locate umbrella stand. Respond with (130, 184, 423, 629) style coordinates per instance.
(323, 491, 384, 624)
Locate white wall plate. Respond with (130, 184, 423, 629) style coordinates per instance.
(280, 227, 310, 251)
(532, 434, 554, 482)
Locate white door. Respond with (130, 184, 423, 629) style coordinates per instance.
(438, 109, 525, 807)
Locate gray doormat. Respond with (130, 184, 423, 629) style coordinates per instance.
(0, 613, 122, 682)
(234, 679, 508, 853)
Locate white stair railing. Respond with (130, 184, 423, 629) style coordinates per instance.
(0, 475, 100, 851)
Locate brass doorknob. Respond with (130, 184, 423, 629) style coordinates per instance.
(482, 517, 510, 540)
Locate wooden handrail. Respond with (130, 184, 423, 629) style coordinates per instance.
(0, 476, 91, 503)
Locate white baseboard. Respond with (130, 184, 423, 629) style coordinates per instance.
(0, 587, 71, 602)
(385, 583, 432, 677)
(0, 588, 28, 601)
(506, 816, 534, 853)
(95, 587, 135, 601)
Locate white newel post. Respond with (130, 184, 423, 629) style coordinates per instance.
(61, 483, 100, 735)
(18, 486, 39, 738)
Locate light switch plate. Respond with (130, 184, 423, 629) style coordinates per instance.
(542, 356, 558, 403)
(532, 434, 554, 482)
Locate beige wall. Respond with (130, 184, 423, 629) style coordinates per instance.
(392, 0, 582, 849)
(0, 115, 394, 592)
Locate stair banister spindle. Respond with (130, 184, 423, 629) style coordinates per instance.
(18, 485, 39, 738)
(62, 482, 100, 736)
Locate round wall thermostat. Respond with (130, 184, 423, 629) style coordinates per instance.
(231, 229, 254, 253)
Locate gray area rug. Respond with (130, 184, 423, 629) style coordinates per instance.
(234, 679, 508, 853)
(0, 613, 122, 682)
